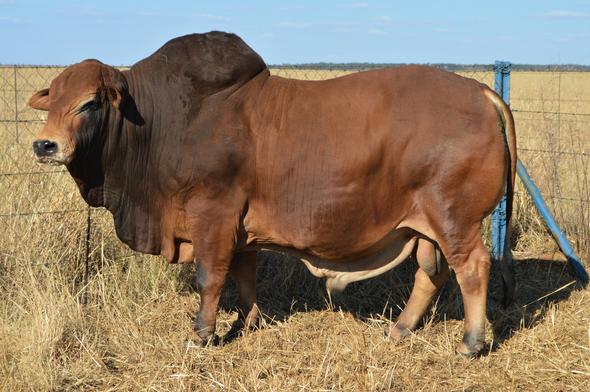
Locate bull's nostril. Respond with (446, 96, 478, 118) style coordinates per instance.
(33, 139, 58, 157)
(43, 140, 57, 152)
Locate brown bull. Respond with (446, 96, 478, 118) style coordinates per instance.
(29, 31, 516, 356)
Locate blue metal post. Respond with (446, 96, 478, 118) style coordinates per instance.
(491, 61, 511, 262)
(516, 161, 589, 283)
(491, 60, 588, 283)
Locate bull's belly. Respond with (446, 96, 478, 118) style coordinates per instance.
(243, 226, 419, 293)
(161, 215, 425, 293)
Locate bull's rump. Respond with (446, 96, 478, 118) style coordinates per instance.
(244, 66, 506, 260)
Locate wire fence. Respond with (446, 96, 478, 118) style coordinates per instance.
(1, 64, 589, 263)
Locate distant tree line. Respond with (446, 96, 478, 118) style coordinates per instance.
(271, 63, 590, 72)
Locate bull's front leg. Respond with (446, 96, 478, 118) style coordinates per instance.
(229, 251, 260, 329)
(194, 252, 232, 346)
(188, 198, 244, 347)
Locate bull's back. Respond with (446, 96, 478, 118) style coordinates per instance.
(244, 66, 504, 258)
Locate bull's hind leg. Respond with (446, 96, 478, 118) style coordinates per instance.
(388, 239, 449, 340)
(229, 251, 260, 329)
(450, 238, 491, 356)
(431, 221, 491, 356)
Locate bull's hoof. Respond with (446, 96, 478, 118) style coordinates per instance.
(456, 340, 485, 358)
(199, 334, 220, 348)
(194, 318, 219, 347)
(224, 322, 243, 341)
(224, 319, 250, 340)
(385, 323, 411, 341)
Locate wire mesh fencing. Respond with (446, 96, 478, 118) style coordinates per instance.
(0, 64, 588, 270)
(509, 71, 590, 256)
(0, 66, 132, 282)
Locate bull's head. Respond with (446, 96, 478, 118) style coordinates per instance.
(29, 59, 127, 165)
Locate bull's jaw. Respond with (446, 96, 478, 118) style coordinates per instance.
(35, 156, 63, 166)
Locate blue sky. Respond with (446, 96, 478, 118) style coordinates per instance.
(1, 0, 589, 65)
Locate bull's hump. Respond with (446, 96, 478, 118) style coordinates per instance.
(132, 31, 267, 88)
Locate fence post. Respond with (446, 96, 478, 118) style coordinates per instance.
(82, 206, 91, 304)
(13, 66, 19, 143)
(491, 61, 511, 262)
(491, 60, 588, 283)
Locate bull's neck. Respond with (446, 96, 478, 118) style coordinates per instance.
(102, 68, 156, 200)
(91, 68, 269, 255)
(98, 69, 162, 254)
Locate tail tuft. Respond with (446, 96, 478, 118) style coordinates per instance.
(501, 250, 515, 308)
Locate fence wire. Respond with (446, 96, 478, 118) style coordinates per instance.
(1, 65, 589, 258)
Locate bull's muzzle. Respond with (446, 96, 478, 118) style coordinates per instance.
(32, 139, 58, 159)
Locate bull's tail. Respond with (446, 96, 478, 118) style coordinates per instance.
(484, 88, 517, 307)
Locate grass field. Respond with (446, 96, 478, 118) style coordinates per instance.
(0, 66, 589, 390)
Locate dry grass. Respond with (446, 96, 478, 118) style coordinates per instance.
(0, 66, 589, 391)
(1, 230, 588, 391)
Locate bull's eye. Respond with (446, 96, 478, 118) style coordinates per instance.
(79, 97, 99, 113)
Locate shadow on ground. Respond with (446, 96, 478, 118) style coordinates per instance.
(177, 251, 584, 349)
(488, 256, 584, 349)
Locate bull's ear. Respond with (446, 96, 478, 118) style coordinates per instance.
(104, 69, 144, 125)
(106, 86, 123, 109)
(29, 88, 50, 111)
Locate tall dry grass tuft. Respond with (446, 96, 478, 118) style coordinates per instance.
(0, 67, 589, 390)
